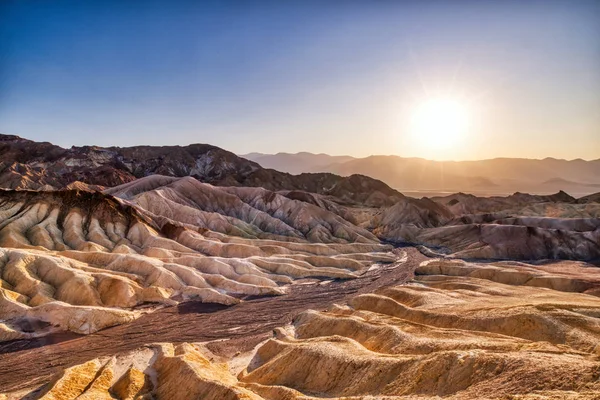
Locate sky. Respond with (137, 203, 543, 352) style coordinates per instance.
(0, 0, 599, 161)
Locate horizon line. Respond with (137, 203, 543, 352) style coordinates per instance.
(2, 132, 599, 163)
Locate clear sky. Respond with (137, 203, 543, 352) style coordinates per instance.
(0, 0, 599, 160)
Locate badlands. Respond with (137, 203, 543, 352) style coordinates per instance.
(0, 135, 600, 399)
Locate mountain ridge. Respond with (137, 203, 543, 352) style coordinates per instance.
(0, 134, 404, 207)
(243, 151, 600, 196)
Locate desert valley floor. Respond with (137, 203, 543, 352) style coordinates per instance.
(0, 134, 600, 399)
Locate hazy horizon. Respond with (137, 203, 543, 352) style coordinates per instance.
(1, 0, 599, 161)
(241, 150, 600, 163)
(3, 132, 600, 162)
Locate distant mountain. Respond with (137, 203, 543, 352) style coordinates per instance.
(576, 191, 600, 204)
(241, 152, 356, 175)
(243, 153, 600, 196)
(0, 134, 404, 207)
(542, 177, 600, 188)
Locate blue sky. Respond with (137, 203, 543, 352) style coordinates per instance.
(0, 0, 598, 160)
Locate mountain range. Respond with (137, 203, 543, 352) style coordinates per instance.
(242, 152, 600, 196)
(0, 134, 403, 207)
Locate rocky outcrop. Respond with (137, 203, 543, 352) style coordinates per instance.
(371, 195, 455, 229)
(432, 190, 582, 216)
(577, 191, 600, 204)
(371, 191, 600, 260)
(63, 181, 106, 192)
(379, 222, 600, 260)
(0, 134, 404, 206)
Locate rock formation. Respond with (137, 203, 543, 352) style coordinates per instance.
(1, 134, 600, 399)
(7, 257, 600, 399)
(0, 189, 393, 340)
(0, 134, 404, 206)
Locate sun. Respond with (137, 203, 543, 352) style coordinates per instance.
(410, 97, 470, 149)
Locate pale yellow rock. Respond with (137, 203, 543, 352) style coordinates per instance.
(0, 322, 28, 341)
(154, 343, 264, 400)
(110, 367, 150, 400)
(236, 264, 600, 399)
(76, 358, 115, 400)
(38, 360, 102, 400)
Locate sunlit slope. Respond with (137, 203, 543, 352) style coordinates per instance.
(11, 258, 600, 399)
(0, 189, 394, 340)
(105, 175, 379, 243)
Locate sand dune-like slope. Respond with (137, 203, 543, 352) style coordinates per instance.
(10, 258, 600, 399)
(238, 260, 600, 398)
(3, 130, 599, 261)
(0, 189, 393, 341)
(105, 176, 600, 261)
(105, 175, 379, 243)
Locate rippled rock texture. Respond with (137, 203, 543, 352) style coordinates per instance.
(2, 133, 600, 261)
(8, 258, 600, 399)
(0, 189, 393, 340)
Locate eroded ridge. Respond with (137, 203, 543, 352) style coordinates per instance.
(0, 189, 394, 340)
(10, 258, 600, 399)
(105, 175, 381, 243)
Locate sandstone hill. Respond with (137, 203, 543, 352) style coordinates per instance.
(3, 134, 599, 261)
(372, 190, 600, 259)
(1, 133, 599, 262)
(104, 175, 380, 243)
(6, 256, 600, 399)
(0, 188, 393, 341)
(101, 175, 600, 260)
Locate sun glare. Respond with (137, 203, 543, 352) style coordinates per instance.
(410, 97, 470, 150)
